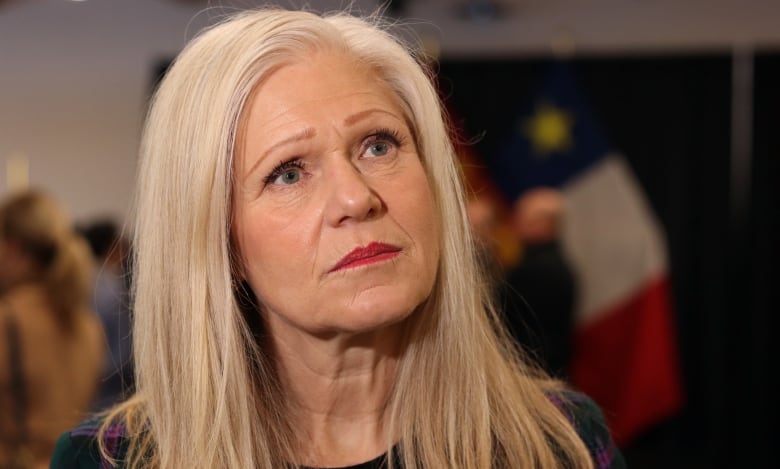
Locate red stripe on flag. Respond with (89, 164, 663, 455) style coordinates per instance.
(570, 276, 684, 446)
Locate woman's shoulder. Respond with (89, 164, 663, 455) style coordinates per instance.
(50, 415, 130, 469)
(548, 389, 627, 469)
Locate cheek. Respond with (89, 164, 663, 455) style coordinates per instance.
(403, 173, 439, 240)
(234, 206, 321, 296)
(391, 171, 441, 277)
(239, 223, 291, 284)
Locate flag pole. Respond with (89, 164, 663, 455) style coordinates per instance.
(730, 45, 753, 229)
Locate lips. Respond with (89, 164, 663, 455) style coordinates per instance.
(329, 242, 402, 273)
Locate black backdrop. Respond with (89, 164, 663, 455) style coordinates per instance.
(438, 54, 778, 469)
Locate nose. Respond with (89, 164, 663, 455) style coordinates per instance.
(323, 157, 382, 226)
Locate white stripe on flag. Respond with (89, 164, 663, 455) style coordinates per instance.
(561, 155, 668, 324)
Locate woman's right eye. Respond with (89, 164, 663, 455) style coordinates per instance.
(263, 159, 305, 186)
(273, 168, 301, 185)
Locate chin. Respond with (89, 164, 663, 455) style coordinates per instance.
(336, 294, 426, 335)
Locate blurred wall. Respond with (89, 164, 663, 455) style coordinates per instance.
(1, 0, 779, 223)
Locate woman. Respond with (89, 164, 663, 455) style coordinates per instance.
(52, 9, 624, 469)
(0, 190, 104, 469)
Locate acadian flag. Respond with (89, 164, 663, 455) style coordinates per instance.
(490, 62, 684, 445)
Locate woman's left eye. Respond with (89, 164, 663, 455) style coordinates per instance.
(361, 129, 403, 159)
(366, 142, 390, 157)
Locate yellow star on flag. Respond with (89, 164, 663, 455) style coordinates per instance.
(522, 101, 574, 157)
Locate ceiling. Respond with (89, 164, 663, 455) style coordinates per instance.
(2, 0, 780, 57)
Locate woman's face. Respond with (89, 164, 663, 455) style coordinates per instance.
(232, 51, 440, 339)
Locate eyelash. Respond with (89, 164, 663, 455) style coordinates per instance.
(366, 128, 405, 148)
(260, 128, 406, 187)
(262, 159, 305, 186)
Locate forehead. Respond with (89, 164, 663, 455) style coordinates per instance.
(241, 50, 408, 132)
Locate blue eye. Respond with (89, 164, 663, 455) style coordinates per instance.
(275, 168, 301, 185)
(264, 159, 305, 186)
(362, 129, 403, 159)
(367, 142, 390, 157)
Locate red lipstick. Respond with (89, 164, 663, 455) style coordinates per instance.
(329, 242, 401, 273)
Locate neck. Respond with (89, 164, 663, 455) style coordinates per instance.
(269, 322, 407, 467)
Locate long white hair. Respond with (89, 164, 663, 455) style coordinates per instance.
(101, 9, 594, 469)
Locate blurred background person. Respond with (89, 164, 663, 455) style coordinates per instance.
(465, 194, 502, 275)
(466, 195, 498, 251)
(80, 220, 132, 411)
(0, 190, 104, 469)
(501, 187, 576, 378)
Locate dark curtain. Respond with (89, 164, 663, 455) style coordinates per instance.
(438, 54, 777, 468)
(745, 51, 780, 468)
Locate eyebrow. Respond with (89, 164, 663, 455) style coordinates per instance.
(246, 127, 316, 179)
(343, 108, 403, 127)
